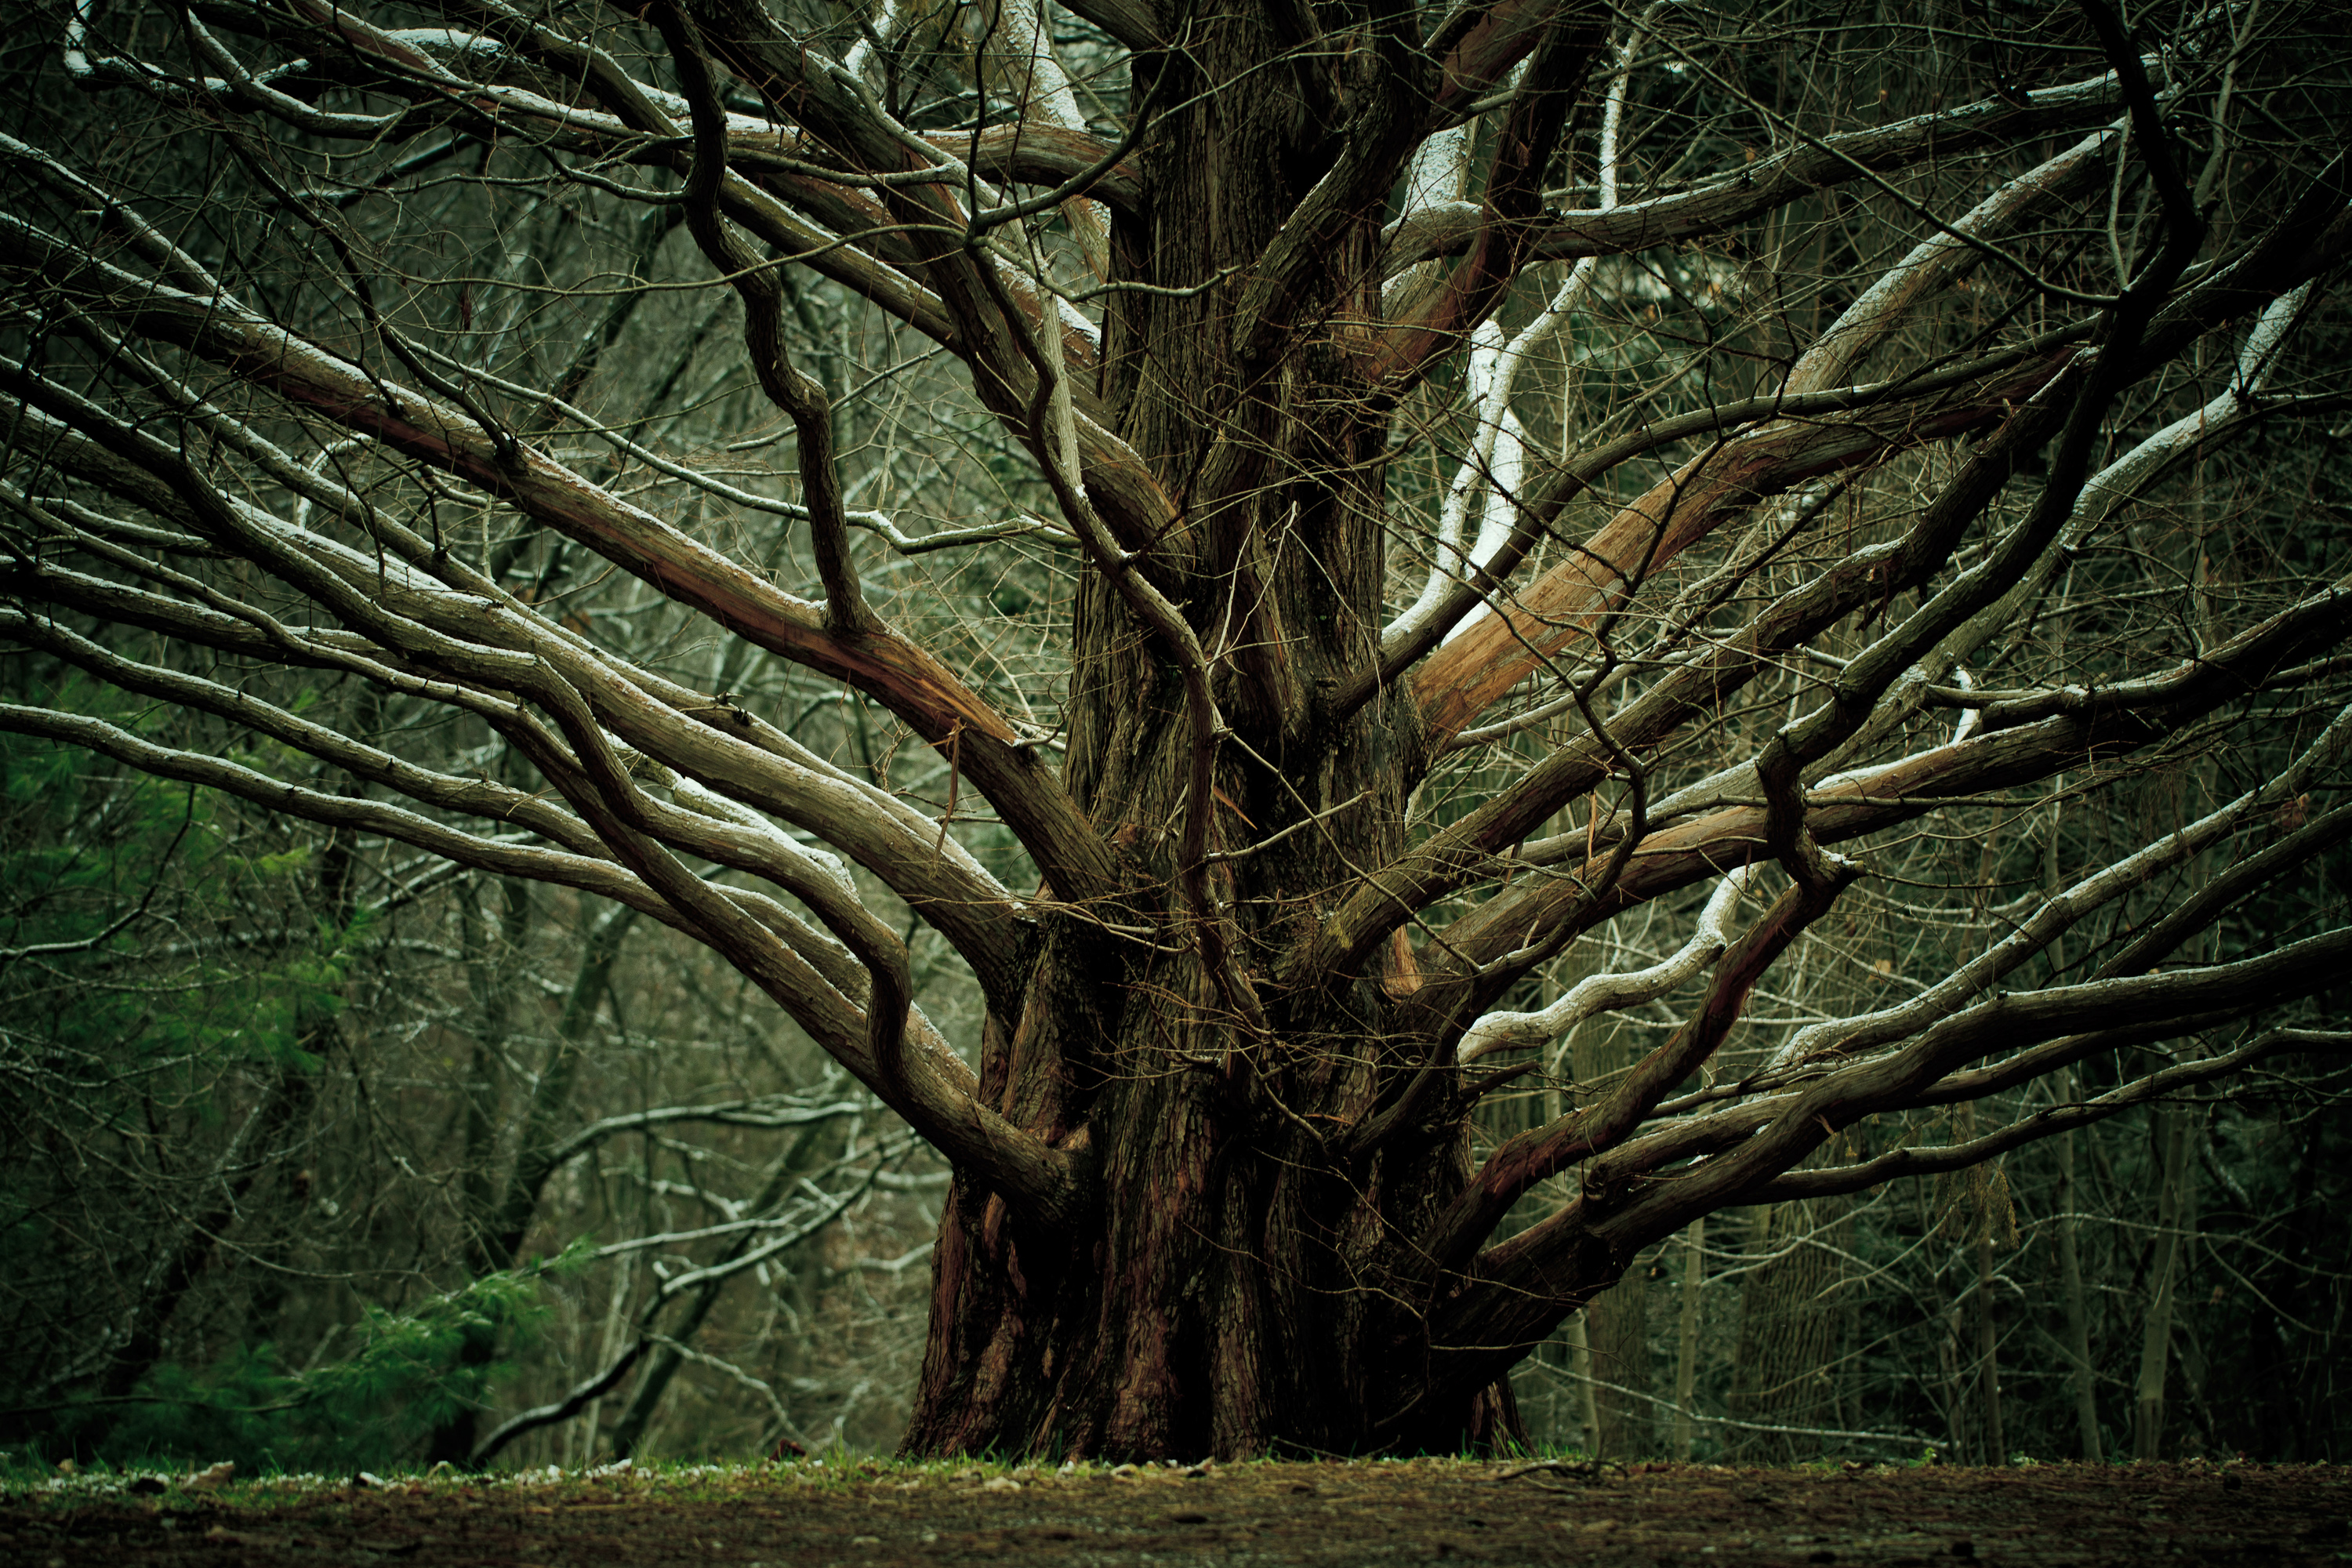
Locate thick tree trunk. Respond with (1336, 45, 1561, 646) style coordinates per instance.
(899, 18, 1591, 1460)
(898, 934, 1540, 1457)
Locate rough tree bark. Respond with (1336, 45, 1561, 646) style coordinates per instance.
(4, 0, 2350, 1465)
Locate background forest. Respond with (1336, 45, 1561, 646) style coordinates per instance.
(9, 714, 2347, 1472)
(3, 0, 2350, 1473)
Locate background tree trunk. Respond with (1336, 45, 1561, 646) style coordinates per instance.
(1674, 1220, 1706, 1460)
(2056, 1078, 2104, 1461)
(1575, 1021, 1653, 1457)
(1588, 1258, 1653, 1458)
(1975, 1227, 2005, 1464)
(607, 1121, 829, 1459)
(2134, 1106, 2196, 1460)
(426, 899, 634, 1466)
(1564, 1311, 1600, 1455)
(1726, 1196, 1849, 1462)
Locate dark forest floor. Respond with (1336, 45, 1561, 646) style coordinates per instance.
(3, 1457, 2347, 1566)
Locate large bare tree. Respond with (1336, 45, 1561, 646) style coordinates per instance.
(4, 0, 2350, 1461)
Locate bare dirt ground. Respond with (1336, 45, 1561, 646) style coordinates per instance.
(3, 1457, 2347, 1566)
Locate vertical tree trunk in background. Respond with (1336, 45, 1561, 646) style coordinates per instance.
(1726, 1198, 1847, 1462)
(1975, 1228, 2005, 1464)
(573, 1258, 639, 1468)
(490, 906, 640, 1265)
(1588, 1251, 1653, 1457)
(2056, 1074, 2103, 1461)
(427, 898, 633, 1467)
(2134, 1106, 2194, 1460)
(1674, 1220, 1705, 1460)
(1564, 1311, 1600, 1455)
(1946, 1102, 2006, 1465)
(70, 804, 361, 1452)
(2044, 800, 2104, 1461)
(431, 877, 532, 1467)
(607, 1120, 829, 1459)
(1937, 1316, 1968, 1460)
(1575, 1029, 1651, 1457)
(2134, 368, 2213, 1462)
(459, 879, 532, 1276)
